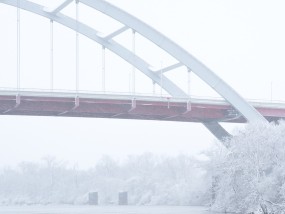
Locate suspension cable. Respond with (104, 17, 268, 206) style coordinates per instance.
(160, 61, 163, 97)
(187, 68, 191, 97)
(102, 46, 105, 92)
(50, 20, 54, 91)
(187, 68, 192, 111)
(131, 29, 136, 95)
(75, 0, 79, 94)
(16, 0, 21, 91)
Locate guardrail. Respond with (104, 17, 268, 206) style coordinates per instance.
(0, 87, 285, 108)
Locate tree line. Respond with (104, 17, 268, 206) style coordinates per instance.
(0, 153, 210, 206)
(2, 122, 284, 213)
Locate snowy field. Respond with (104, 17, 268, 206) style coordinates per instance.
(0, 205, 214, 214)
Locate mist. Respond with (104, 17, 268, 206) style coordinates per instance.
(0, 153, 211, 206)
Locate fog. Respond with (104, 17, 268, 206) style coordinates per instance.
(0, 153, 210, 206)
(1, 0, 285, 213)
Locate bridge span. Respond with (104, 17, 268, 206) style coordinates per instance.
(0, 0, 280, 139)
(1, 90, 284, 124)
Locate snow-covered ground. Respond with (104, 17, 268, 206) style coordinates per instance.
(0, 205, 212, 214)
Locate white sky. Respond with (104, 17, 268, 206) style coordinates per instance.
(0, 0, 285, 169)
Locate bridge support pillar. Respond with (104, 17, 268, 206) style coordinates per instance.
(203, 121, 232, 142)
(88, 192, 98, 205)
(118, 191, 128, 205)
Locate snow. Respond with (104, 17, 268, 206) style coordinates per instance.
(211, 122, 285, 213)
(0, 154, 211, 206)
(0, 205, 212, 214)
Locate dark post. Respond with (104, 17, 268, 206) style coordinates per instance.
(118, 191, 128, 205)
(88, 192, 98, 205)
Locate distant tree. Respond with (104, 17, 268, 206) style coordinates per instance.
(0, 153, 211, 206)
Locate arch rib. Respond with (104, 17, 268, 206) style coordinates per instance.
(0, 0, 262, 140)
(0, 0, 186, 97)
(81, 0, 267, 124)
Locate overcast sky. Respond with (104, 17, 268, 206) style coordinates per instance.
(0, 0, 284, 169)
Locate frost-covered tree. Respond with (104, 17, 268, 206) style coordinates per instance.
(211, 122, 285, 214)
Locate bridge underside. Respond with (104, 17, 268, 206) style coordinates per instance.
(0, 94, 283, 124)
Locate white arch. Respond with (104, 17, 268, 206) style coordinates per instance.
(0, 0, 267, 140)
(81, 0, 266, 124)
(0, 0, 186, 97)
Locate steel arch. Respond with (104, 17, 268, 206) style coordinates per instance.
(0, 0, 186, 97)
(82, 0, 266, 123)
(0, 0, 267, 140)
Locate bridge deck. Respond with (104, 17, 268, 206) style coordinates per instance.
(0, 90, 284, 123)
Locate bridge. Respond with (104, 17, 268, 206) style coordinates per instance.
(0, 0, 283, 140)
(1, 89, 285, 123)
(1, 89, 285, 140)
